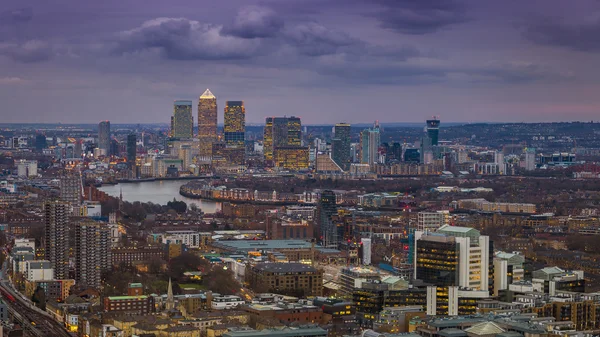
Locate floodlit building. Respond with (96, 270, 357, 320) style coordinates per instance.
(198, 89, 218, 157)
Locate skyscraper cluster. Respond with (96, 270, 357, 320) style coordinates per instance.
(263, 116, 308, 169)
(167, 89, 246, 166)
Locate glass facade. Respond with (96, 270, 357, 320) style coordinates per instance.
(274, 146, 309, 170)
(224, 101, 245, 146)
(332, 123, 351, 171)
(264, 116, 302, 164)
(415, 239, 459, 286)
(172, 100, 193, 139)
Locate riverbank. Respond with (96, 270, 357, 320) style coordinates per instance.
(116, 175, 216, 184)
(179, 187, 311, 206)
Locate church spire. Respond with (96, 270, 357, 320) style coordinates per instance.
(166, 278, 174, 310)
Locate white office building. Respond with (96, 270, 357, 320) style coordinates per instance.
(26, 260, 54, 282)
(17, 160, 38, 178)
(415, 225, 490, 292)
(362, 238, 372, 265)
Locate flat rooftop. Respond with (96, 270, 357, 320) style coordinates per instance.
(214, 240, 312, 251)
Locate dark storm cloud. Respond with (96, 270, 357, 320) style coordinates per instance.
(283, 22, 360, 56)
(114, 18, 262, 60)
(372, 0, 470, 34)
(223, 6, 284, 39)
(523, 17, 600, 52)
(0, 40, 53, 63)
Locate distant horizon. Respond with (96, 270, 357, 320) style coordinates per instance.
(1, 1, 599, 123)
(1, 120, 599, 128)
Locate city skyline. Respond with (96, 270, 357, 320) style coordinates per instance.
(1, 1, 599, 124)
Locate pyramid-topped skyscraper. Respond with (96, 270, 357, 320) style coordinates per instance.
(198, 88, 217, 158)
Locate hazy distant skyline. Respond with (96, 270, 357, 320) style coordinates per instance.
(1, 0, 599, 124)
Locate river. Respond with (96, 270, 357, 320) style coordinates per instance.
(99, 180, 221, 214)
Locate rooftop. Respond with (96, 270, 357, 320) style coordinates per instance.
(253, 263, 318, 274)
(224, 327, 327, 337)
(107, 295, 148, 301)
(214, 240, 312, 252)
(200, 88, 216, 99)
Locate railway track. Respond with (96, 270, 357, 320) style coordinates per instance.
(0, 282, 72, 337)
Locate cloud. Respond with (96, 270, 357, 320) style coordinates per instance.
(223, 6, 284, 39)
(314, 52, 571, 86)
(473, 61, 574, 83)
(0, 77, 26, 85)
(283, 22, 360, 56)
(0, 7, 33, 24)
(372, 0, 469, 34)
(0, 40, 53, 63)
(114, 18, 262, 60)
(522, 17, 600, 52)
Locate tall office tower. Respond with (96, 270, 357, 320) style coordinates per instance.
(264, 117, 275, 162)
(318, 190, 338, 248)
(98, 120, 111, 154)
(60, 174, 81, 205)
(224, 101, 245, 147)
(264, 116, 303, 163)
(286, 116, 302, 146)
(172, 100, 194, 139)
(73, 139, 83, 158)
(127, 134, 136, 166)
(75, 219, 111, 289)
(360, 123, 381, 166)
(332, 123, 351, 171)
(35, 134, 47, 153)
(426, 117, 440, 146)
(414, 225, 491, 292)
(524, 148, 536, 171)
(198, 89, 217, 157)
(44, 201, 70, 279)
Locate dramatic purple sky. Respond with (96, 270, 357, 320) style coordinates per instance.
(1, 0, 599, 124)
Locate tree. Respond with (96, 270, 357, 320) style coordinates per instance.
(31, 287, 47, 309)
(202, 266, 240, 295)
(168, 253, 209, 280)
(167, 199, 187, 213)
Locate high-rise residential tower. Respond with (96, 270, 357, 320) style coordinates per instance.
(75, 219, 111, 289)
(198, 89, 217, 157)
(224, 101, 245, 147)
(318, 190, 338, 248)
(98, 121, 111, 154)
(172, 100, 194, 139)
(60, 174, 81, 205)
(264, 116, 302, 163)
(44, 201, 70, 279)
(360, 122, 381, 166)
(426, 117, 440, 146)
(332, 123, 351, 171)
